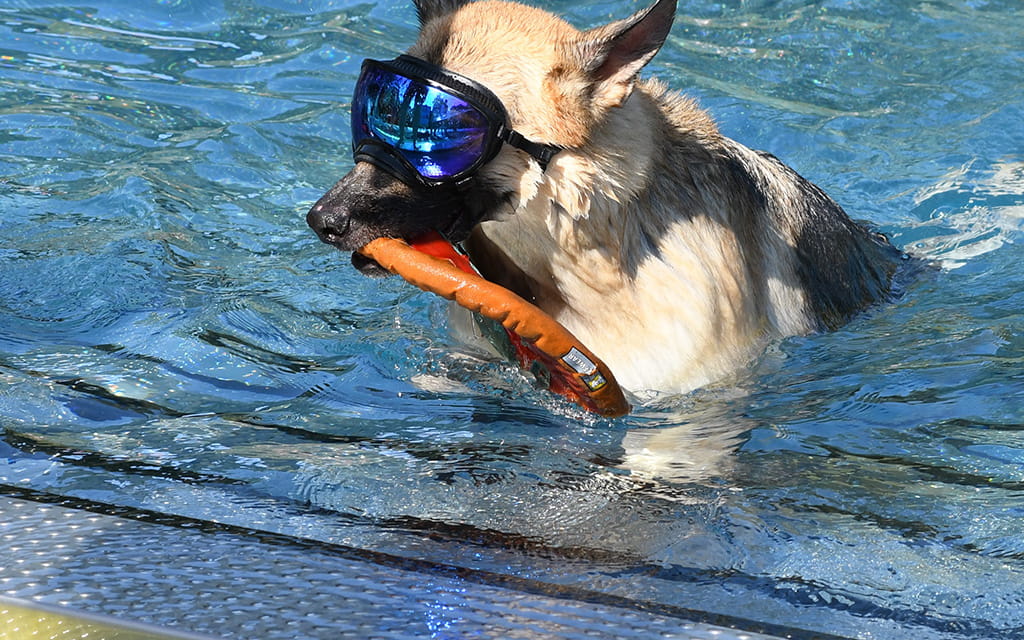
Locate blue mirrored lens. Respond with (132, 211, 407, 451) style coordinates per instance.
(353, 67, 491, 179)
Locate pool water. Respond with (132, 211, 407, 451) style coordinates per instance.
(1, 0, 1022, 638)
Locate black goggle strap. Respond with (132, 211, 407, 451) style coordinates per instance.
(500, 127, 561, 171)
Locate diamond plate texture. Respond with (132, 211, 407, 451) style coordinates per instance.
(0, 496, 789, 640)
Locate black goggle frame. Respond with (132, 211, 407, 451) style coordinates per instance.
(352, 55, 561, 187)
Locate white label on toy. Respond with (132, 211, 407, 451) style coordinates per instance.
(562, 347, 597, 375)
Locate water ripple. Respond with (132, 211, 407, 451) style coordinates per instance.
(2, 0, 1024, 637)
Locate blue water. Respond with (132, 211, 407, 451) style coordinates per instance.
(1, 1, 1022, 638)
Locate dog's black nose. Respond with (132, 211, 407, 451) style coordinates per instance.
(306, 198, 351, 247)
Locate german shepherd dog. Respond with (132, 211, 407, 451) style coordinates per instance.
(307, 0, 902, 395)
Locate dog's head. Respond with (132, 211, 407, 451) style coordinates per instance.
(306, 0, 676, 275)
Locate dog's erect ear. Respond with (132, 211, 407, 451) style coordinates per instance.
(413, 0, 471, 24)
(573, 0, 677, 108)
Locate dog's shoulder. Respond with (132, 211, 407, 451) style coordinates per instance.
(633, 82, 904, 330)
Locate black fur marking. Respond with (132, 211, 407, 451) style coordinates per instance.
(755, 151, 903, 330)
(305, 159, 511, 275)
(306, 162, 463, 251)
(413, 0, 470, 25)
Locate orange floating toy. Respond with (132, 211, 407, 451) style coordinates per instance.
(359, 232, 630, 417)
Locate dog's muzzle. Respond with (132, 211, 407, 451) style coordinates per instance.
(305, 161, 404, 252)
(305, 161, 474, 280)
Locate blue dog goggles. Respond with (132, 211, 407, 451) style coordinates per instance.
(351, 55, 561, 186)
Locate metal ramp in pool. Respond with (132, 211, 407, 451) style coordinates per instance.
(0, 487, 842, 640)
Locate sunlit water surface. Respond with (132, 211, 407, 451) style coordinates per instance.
(1, 0, 1022, 638)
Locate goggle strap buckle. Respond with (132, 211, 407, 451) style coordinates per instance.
(500, 128, 561, 171)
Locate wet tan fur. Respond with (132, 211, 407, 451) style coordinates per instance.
(406, 0, 896, 395)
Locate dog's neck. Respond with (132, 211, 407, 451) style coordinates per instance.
(473, 88, 671, 305)
(542, 100, 658, 227)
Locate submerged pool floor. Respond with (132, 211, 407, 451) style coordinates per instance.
(0, 488, 816, 640)
(0, 487, 811, 634)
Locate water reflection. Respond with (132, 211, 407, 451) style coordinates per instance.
(620, 408, 748, 485)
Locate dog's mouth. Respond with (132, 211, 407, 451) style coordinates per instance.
(350, 250, 390, 277)
(349, 227, 456, 277)
(306, 160, 516, 280)
(305, 158, 472, 268)
(308, 208, 467, 278)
